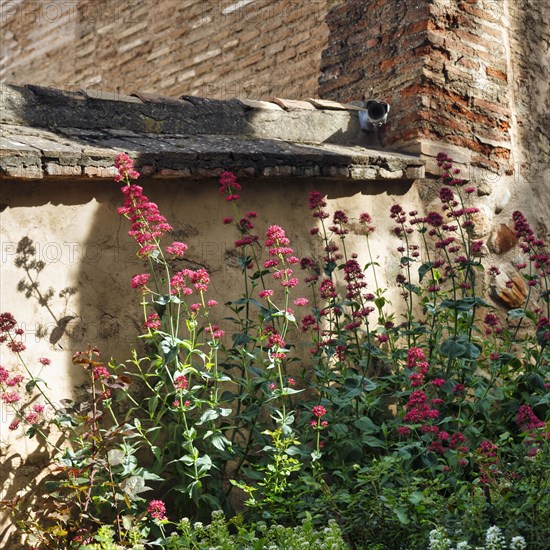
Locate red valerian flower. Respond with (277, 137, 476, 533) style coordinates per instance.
(165, 241, 188, 256)
(205, 325, 224, 339)
(131, 273, 150, 290)
(516, 404, 545, 431)
(7, 341, 26, 353)
(174, 375, 188, 390)
(312, 405, 327, 418)
(308, 191, 327, 210)
(115, 153, 140, 182)
(1, 391, 21, 403)
(147, 499, 167, 521)
(0, 312, 17, 333)
(93, 366, 110, 381)
(143, 313, 161, 330)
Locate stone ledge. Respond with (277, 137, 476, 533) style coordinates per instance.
(0, 84, 425, 182)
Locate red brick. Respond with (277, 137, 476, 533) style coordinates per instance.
(486, 67, 508, 82)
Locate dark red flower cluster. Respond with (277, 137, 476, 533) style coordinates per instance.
(319, 279, 337, 300)
(516, 404, 545, 431)
(309, 191, 328, 216)
(512, 211, 550, 287)
(359, 212, 376, 235)
(329, 210, 349, 236)
(343, 259, 367, 300)
(301, 314, 319, 333)
(234, 210, 259, 248)
(218, 171, 241, 201)
(436, 152, 467, 186)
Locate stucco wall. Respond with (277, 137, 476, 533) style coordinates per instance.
(0, 173, 422, 539)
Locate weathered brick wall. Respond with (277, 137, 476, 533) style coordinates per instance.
(1, 0, 333, 100)
(318, 0, 431, 149)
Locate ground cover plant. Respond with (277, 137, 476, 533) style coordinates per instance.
(1, 152, 548, 548)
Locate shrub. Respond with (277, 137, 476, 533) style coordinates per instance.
(1, 152, 548, 548)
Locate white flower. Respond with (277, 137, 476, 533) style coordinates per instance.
(485, 526, 507, 550)
(429, 527, 452, 550)
(510, 536, 527, 550)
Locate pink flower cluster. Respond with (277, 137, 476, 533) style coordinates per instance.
(174, 375, 188, 390)
(144, 313, 161, 330)
(165, 241, 188, 257)
(312, 405, 327, 418)
(131, 273, 150, 291)
(114, 153, 140, 182)
(92, 365, 110, 381)
(117, 182, 173, 258)
(406, 347, 430, 387)
(310, 405, 328, 430)
(403, 390, 439, 423)
(264, 225, 299, 289)
(205, 324, 225, 340)
(263, 325, 286, 359)
(147, 499, 167, 521)
(170, 268, 210, 295)
(1, 312, 51, 430)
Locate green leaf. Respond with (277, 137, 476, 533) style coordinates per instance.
(25, 377, 48, 393)
(418, 262, 434, 282)
(160, 337, 178, 365)
(211, 434, 232, 452)
(362, 435, 386, 449)
(404, 283, 421, 296)
(507, 308, 526, 319)
(440, 337, 467, 359)
(281, 387, 304, 396)
(195, 455, 213, 475)
(440, 335, 480, 360)
(354, 417, 378, 434)
(394, 507, 410, 525)
(120, 476, 147, 498)
(107, 449, 125, 466)
(196, 409, 219, 425)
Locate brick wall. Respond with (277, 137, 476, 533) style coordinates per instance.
(1, 0, 333, 100)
